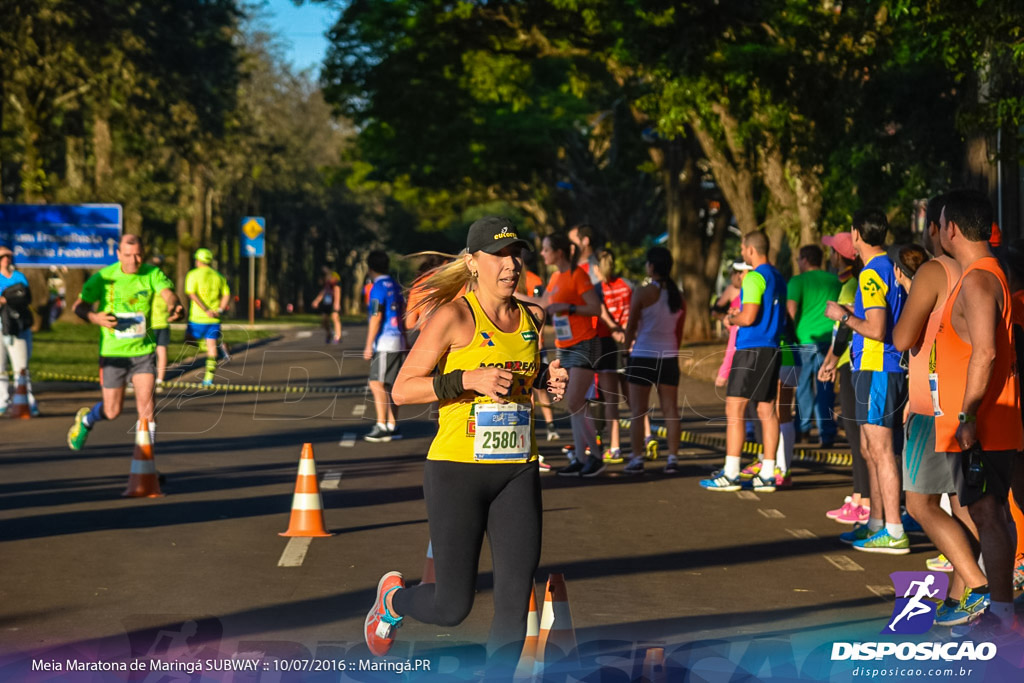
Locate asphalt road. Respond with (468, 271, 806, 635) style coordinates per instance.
(1, 326, 1020, 682)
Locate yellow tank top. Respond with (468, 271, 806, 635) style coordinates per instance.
(427, 291, 540, 464)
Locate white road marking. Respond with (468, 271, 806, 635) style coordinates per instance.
(278, 537, 313, 567)
(296, 331, 313, 339)
(758, 508, 785, 519)
(867, 584, 896, 598)
(322, 472, 342, 490)
(339, 433, 356, 447)
(736, 491, 759, 501)
(825, 555, 864, 571)
(352, 404, 366, 416)
(786, 528, 818, 539)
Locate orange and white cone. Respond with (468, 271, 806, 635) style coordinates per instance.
(534, 573, 578, 675)
(513, 587, 539, 681)
(9, 370, 31, 419)
(641, 647, 666, 683)
(421, 541, 436, 584)
(122, 418, 164, 498)
(279, 443, 332, 537)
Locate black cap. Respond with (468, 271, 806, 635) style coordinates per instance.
(466, 216, 531, 254)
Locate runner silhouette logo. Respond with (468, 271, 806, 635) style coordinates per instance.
(884, 571, 949, 635)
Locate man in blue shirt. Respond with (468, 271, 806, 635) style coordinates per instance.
(701, 230, 785, 493)
(0, 246, 39, 416)
(363, 250, 407, 442)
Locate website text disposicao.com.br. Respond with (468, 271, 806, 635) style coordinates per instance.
(835, 640, 997, 679)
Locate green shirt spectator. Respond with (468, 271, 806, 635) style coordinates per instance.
(788, 267, 841, 344)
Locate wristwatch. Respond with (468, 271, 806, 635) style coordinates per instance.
(840, 312, 850, 323)
(568, 304, 577, 315)
(957, 412, 976, 424)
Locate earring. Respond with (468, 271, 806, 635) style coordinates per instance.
(471, 271, 478, 278)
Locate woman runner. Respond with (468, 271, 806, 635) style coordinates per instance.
(363, 217, 568, 674)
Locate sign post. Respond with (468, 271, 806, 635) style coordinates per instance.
(0, 204, 122, 268)
(240, 216, 265, 325)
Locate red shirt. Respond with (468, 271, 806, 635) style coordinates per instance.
(601, 277, 632, 329)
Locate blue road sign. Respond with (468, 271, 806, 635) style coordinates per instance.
(0, 204, 122, 268)
(241, 216, 265, 257)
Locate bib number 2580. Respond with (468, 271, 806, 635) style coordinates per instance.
(473, 403, 531, 462)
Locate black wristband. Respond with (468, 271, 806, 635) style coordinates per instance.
(568, 304, 577, 315)
(535, 362, 550, 388)
(433, 369, 465, 400)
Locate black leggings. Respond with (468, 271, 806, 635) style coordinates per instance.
(839, 364, 870, 498)
(393, 460, 542, 659)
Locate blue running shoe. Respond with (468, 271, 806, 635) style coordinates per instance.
(935, 588, 989, 627)
(699, 474, 741, 492)
(742, 474, 776, 493)
(839, 524, 874, 545)
(853, 529, 910, 555)
(901, 512, 924, 534)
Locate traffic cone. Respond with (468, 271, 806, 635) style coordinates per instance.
(534, 573, 578, 676)
(421, 541, 436, 584)
(122, 418, 164, 498)
(279, 443, 332, 537)
(9, 370, 30, 419)
(641, 647, 666, 683)
(513, 587, 539, 681)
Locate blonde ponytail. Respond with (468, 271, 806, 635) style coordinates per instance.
(405, 249, 473, 326)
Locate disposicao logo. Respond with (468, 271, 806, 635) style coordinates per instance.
(885, 571, 948, 635)
(830, 572, 998, 663)
(493, 228, 517, 240)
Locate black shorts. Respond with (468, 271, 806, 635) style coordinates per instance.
(153, 327, 170, 348)
(726, 347, 781, 403)
(317, 302, 337, 315)
(947, 449, 1016, 507)
(594, 335, 621, 372)
(625, 355, 680, 387)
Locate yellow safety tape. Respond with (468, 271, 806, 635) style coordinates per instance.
(34, 370, 369, 395)
(617, 418, 852, 467)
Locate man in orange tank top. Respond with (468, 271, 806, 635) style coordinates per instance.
(892, 195, 987, 626)
(935, 189, 1024, 637)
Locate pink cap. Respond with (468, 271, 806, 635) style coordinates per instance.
(822, 232, 856, 260)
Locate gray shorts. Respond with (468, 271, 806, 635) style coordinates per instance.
(99, 354, 156, 389)
(556, 337, 600, 370)
(902, 413, 956, 495)
(369, 351, 405, 386)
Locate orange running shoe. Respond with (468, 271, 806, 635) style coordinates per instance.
(365, 571, 405, 656)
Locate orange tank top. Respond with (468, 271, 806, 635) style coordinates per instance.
(934, 257, 1023, 452)
(546, 267, 597, 348)
(908, 257, 956, 416)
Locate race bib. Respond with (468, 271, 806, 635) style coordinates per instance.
(552, 314, 572, 342)
(473, 403, 531, 462)
(113, 312, 147, 340)
(929, 373, 943, 417)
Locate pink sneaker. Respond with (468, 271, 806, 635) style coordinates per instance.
(857, 507, 871, 524)
(836, 504, 867, 525)
(826, 497, 853, 520)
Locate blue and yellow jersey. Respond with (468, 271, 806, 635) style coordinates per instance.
(852, 254, 906, 373)
(736, 263, 786, 350)
(427, 291, 540, 464)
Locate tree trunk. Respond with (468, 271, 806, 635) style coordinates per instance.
(93, 113, 112, 192)
(58, 269, 89, 324)
(689, 109, 759, 235)
(175, 159, 192, 295)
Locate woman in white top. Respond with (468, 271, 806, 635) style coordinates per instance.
(622, 247, 685, 474)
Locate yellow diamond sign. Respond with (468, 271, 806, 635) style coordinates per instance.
(243, 218, 263, 240)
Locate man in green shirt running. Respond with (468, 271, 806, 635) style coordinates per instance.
(67, 234, 183, 451)
(185, 248, 231, 387)
(787, 244, 841, 447)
